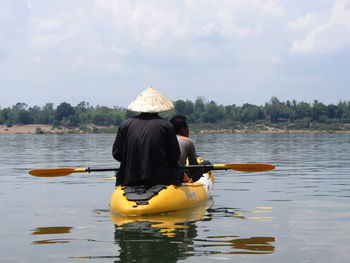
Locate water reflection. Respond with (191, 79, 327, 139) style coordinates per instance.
(111, 203, 209, 262)
(31, 226, 72, 235)
(114, 221, 197, 262)
(206, 206, 273, 220)
(111, 202, 275, 261)
(206, 207, 246, 219)
(32, 238, 71, 245)
(31, 226, 73, 245)
(5, 133, 350, 262)
(195, 236, 275, 254)
(110, 200, 210, 237)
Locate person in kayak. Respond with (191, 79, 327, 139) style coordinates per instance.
(170, 115, 202, 182)
(112, 86, 181, 187)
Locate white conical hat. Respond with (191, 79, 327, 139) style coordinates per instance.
(128, 86, 174, 113)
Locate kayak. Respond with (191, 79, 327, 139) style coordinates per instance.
(109, 163, 214, 216)
(110, 199, 213, 236)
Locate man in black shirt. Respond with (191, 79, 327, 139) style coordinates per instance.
(112, 86, 181, 186)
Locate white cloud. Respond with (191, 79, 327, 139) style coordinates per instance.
(33, 17, 62, 31)
(96, 46, 130, 56)
(25, 7, 129, 74)
(0, 11, 6, 41)
(26, 0, 34, 12)
(289, 0, 350, 54)
(30, 11, 87, 48)
(260, 0, 284, 16)
(288, 13, 316, 31)
(5, 0, 350, 108)
(93, 0, 284, 47)
(70, 55, 124, 73)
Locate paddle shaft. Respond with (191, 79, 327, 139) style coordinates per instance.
(86, 168, 119, 173)
(29, 163, 274, 177)
(85, 166, 215, 172)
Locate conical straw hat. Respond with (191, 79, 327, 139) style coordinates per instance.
(128, 86, 174, 113)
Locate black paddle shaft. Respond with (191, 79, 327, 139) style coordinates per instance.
(179, 164, 215, 173)
(86, 165, 215, 174)
(86, 167, 119, 173)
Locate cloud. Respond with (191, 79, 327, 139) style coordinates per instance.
(289, 0, 350, 54)
(25, 7, 131, 74)
(93, 0, 284, 47)
(7, 0, 350, 108)
(260, 0, 284, 16)
(288, 13, 317, 31)
(30, 10, 87, 48)
(0, 11, 6, 41)
(0, 1, 31, 42)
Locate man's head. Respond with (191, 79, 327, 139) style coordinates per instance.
(170, 115, 189, 137)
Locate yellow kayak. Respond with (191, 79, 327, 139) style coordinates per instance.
(109, 169, 214, 216)
(110, 199, 213, 236)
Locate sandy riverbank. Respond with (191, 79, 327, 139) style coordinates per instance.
(0, 124, 77, 134)
(0, 124, 112, 134)
(197, 128, 350, 134)
(1, 124, 349, 134)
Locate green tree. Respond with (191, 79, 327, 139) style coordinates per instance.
(39, 103, 55, 124)
(174, 100, 187, 116)
(327, 104, 337, 119)
(174, 100, 195, 117)
(295, 102, 312, 119)
(12, 102, 28, 111)
(264, 97, 285, 123)
(76, 101, 91, 113)
(200, 101, 225, 123)
(191, 97, 206, 123)
(240, 104, 264, 122)
(16, 109, 32, 124)
(107, 110, 125, 126)
(1, 108, 15, 126)
(93, 113, 106, 125)
(43, 103, 54, 113)
(56, 102, 75, 121)
(312, 100, 328, 122)
(67, 114, 80, 127)
(224, 105, 239, 122)
(185, 100, 194, 116)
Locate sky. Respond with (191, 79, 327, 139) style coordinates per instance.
(1, 0, 350, 109)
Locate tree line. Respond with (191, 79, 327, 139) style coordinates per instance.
(1, 97, 350, 129)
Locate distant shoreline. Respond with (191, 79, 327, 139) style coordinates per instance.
(0, 124, 115, 134)
(1, 124, 350, 134)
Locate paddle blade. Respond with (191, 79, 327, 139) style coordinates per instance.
(214, 163, 275, 172)
(29, 168, 87, 177)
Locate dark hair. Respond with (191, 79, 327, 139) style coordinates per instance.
(170, 115, 188, 133)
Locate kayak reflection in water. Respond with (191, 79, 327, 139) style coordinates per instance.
(114, 220, 198, 262)
(111, 202, 276, 261)
(111, 201, 209, 262)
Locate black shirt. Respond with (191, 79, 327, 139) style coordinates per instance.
(112, 113, 181, 186)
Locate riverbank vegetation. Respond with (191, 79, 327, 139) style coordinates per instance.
(1, 97, 350, 133)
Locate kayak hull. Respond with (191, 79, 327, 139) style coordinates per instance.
(109, 170, 214, 216)
(110, 199, 213, 236)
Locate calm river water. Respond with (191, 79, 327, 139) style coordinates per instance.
(1, 133, 350, 262)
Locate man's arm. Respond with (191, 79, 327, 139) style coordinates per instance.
(166, 124, 181, 167)
(112, 127, 124, 162)
(187, 139, 198, 165)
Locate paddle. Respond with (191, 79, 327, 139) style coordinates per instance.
(29, 163, 275, 177)
(190, 163, 275, 172)
(28, 167, 118, 177)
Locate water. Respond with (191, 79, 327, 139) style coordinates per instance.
(1, 133, 350, 262)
